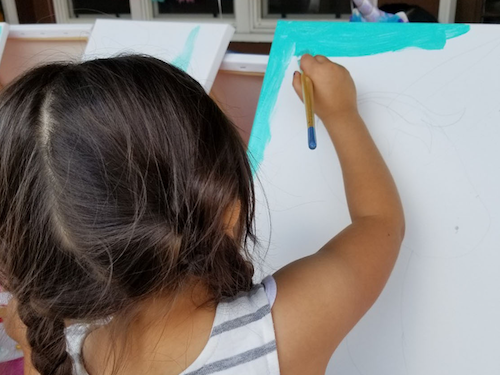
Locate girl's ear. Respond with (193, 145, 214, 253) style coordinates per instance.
(223, 201, 241, 238)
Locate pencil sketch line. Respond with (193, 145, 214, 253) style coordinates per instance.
(426, 39, 500, 100)
(346, 337, 364, 375)
(420, 108, 466, 129)
(362, 101, 434, 153)
(359, 91, 461, 118)
(359, 93, 465, 126)
(387, 36, 500, 108)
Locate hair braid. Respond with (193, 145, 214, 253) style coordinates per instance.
(18, 302, 73, 375)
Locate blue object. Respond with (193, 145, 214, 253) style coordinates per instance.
(308, 126, 317, 150)
(350, 8, 406, 22)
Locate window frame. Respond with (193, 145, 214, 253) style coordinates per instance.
(3, 0, 459, 42)
(1, 0, 19, 23)
(50, 0, 346, 41)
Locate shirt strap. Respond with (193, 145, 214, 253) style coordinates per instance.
(262, 275, 277, 308)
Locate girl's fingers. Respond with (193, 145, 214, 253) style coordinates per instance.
(299, 54, 316, 74)
(315, 55, 329, 63)
(292, 71, 303, 102)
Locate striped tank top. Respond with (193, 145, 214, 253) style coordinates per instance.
(65, 276, 280, 375)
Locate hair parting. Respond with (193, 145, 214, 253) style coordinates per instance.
(0, 55, 257, 375)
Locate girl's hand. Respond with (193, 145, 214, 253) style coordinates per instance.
(292, 54, 358, 123)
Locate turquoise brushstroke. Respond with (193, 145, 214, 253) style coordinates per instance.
(172, 25, 200, 72)
(248, 22, 470, 173)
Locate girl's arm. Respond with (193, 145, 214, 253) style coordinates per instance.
(271, 55, 405, 375)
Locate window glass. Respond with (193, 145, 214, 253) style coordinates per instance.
(263, 0, 351, 19)
(70, 0, 130, 17)
(157, 0, 234, 16)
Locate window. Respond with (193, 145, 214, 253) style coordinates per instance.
(50, 0, 350, 40)
(250, 0, 350, 36)
(262, 0, 351, 19)
(484, 0, 500, 23)
(154, 0, 234, 17)
(70, 0, 131, 18)
(33, 0, 459, 41)
(52, 0, 132, 22)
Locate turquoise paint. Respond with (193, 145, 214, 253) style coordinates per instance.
(172, 26, 200, 72)
(248, 22, 470, 172)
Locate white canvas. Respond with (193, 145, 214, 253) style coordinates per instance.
(83, 19, 234, 92)
(251, 22, 500, 374)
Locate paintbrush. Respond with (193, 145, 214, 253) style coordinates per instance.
(301, 72, 316, 149)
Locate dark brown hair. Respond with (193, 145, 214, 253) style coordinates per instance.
(0, 55, 256, 375)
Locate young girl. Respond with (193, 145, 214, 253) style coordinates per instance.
(0, 54, 404, 375)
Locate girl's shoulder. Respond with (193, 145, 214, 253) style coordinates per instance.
(65, 277, 280, 375)
(210, 275, 278, 348)
(181, 276, 279, 375)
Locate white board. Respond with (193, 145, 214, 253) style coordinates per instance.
(250, 22, 500, 374)
(83, 20, 234, 92)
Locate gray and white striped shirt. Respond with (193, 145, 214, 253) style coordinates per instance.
(66, 276, 280, 375)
